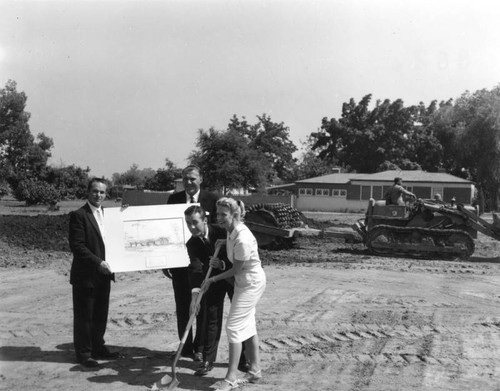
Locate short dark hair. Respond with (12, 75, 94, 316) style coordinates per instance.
(87, 177, 107, 191)
(182, 165, 202, 177)
(394, 177, 402, 184)
(184, 205, 207, 219)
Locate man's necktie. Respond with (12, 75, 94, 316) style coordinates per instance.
(190, 195, 195, 203)
(202, 236, 212, 252)
(96, 209, 106, 241)
(96, 208, 103, 225)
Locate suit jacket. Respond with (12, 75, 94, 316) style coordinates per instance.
(69, 203, 113, 287)
(186, 224, 230, 289)
(167, 189, 219, 224)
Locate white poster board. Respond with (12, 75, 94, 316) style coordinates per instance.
(104, 204, 193, 273)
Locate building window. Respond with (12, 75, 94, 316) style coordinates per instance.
(372, 186, 383, 200)
(299, 188, 313, 196)
(361, 185, 371, 200)
(332, 189, 347, 198)
(315, 188, 329, 196)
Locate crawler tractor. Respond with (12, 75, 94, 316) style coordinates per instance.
(353, 198, 500, 259)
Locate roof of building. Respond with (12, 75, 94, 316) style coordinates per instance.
(351, 170, 473, 184)
(266, 183, 296, 190)
(295, 170, 473, 185)
(296, 173, 365, 184)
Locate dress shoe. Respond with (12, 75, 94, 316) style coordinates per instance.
(80, 357, 100, 368)
(194, 352, 203, 362)
(194, 361, 214, 376)
(92, 348, 121, 360)
(180, 350, 194, 359)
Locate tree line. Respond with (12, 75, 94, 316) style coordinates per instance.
(1, 79, 499, 210)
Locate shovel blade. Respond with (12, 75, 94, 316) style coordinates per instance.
(149, 374, 176, 391)
(166, 377, 180, 390)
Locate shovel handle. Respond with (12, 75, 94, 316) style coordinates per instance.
(178, 245, 221, 345)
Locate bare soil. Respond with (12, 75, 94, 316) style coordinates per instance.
(1, 201, 500, 391)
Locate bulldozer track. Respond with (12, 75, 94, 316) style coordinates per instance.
(366, 225, 475, 259)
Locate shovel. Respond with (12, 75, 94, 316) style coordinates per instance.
(151, 245, 221, 390)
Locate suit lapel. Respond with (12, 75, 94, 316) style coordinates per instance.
(198, 190, 205, 205)
(85, 204, 104, 243)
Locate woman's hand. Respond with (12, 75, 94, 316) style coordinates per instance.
(200, 277, 214, 294)
(214, 239, 226, 251)
(209, 257, 224, 269)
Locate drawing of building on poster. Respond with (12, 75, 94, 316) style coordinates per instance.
(123, 217, 185, 253)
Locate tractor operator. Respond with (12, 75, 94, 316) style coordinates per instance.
(387, 177, 416, 206)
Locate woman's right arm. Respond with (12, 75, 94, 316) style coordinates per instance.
(201, 259, 244, 293)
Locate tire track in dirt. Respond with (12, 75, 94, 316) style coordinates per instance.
(1, 312, 175, 340)
(258, 320, 500, 371)
(107, 312, 175, 330)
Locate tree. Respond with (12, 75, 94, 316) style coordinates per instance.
(45, 164, 91, 199)
(189, 127, 270, 193)
(451, 87, 500, 210)
(143, 158, 182, 191)
(228, 114, 298, 183)
(310, 94, 442, 173)
(0, 80, 53, 187)
(294, 135, 338, 179)
(112, 163, 156, 188)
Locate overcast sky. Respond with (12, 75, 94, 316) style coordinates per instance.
(1, 0, 499, 178)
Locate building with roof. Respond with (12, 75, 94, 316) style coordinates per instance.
(274, 170, 475, 212)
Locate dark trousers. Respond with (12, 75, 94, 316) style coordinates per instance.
(198, 280, 232, 363)
(72, 282, 110, 362)
(171, 267, 201, 355)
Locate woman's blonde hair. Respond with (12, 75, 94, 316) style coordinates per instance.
(216, 197, 245, 220)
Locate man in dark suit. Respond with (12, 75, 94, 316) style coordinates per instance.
(69, 178, 120, 368)
(184, 205, 233, 376)
(164, 165, 218, 360)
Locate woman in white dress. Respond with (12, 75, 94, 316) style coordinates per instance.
(201, 197, 266, 391)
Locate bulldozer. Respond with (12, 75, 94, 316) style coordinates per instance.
(353, 198, 500, 259)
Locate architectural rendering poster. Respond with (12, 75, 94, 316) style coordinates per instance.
(104, 204, 193, 272)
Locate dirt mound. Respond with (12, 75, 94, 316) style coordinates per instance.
(0, 214, 71, 268)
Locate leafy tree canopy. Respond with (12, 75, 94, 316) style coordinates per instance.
(0, 80, 54, 187)
(112, 163, 156, 188)
(189, 127, 271, 193)
(228, 114, 298, 183)
(310, 94, 441, 173)
(294, 135, 339, 180)
(143, 158, 182, 191)
(435, 86, 500, 210)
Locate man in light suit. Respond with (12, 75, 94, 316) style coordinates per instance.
(69, 178, 120, 368)
(164, 165, 218, 360)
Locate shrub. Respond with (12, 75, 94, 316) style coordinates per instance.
(13, 178, 61, 205)
(0, 180, 10, 199)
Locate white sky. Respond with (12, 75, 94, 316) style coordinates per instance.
(1, 0, 499, 178)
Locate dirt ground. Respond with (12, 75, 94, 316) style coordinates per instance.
(2, 206, 500, 391)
